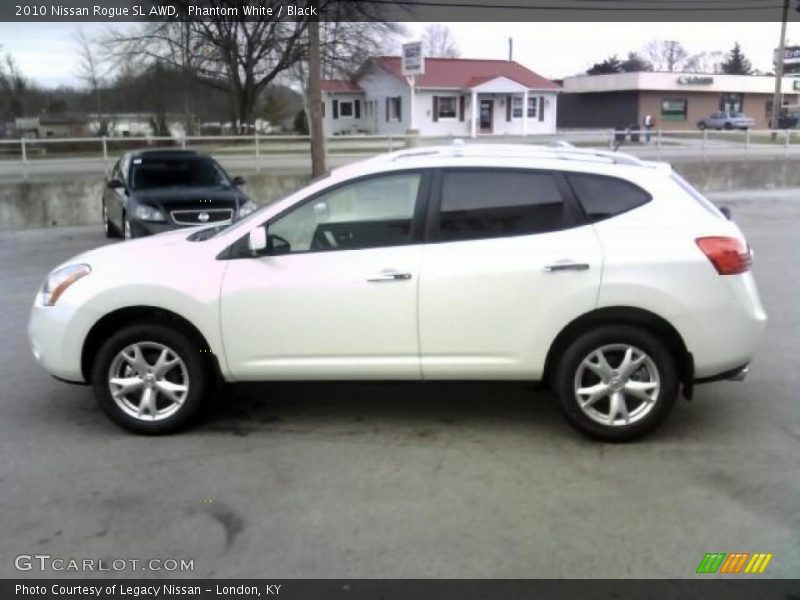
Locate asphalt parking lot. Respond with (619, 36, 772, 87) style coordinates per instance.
(0, 190, 798, 579)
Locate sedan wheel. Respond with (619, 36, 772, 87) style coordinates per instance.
(103, 202, 120, 238)
(123, 214, 132, 240)
(554, 325, 678, 441)
(92, 324, 207, 434)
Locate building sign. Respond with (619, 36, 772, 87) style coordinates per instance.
(677, 75, 714, 85)
(402, 42, 425, 76)
(782, 46, 800, 65)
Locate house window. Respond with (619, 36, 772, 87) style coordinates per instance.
(661, 99, 688, 121)
(387, 96, 402, 121)
(527, 96, 537, 118)
(512, 96, 523, 118)
(339, 101, 354, 118)
(437, 96, 457, 119)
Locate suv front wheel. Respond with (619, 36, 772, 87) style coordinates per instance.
(91, 324, 207, 434)
(553, 325, 678, 442)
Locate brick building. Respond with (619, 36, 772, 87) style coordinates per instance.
(557, 72, 800, 130)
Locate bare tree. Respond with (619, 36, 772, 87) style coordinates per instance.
(75, 28, 113, 134)
(643, 40, 688, 72)
(421, 24, 459, 58)
(0, 49, 28, 119)
(684, 51, 725, 74)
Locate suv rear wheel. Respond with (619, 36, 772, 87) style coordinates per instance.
(553, 325, 678, 442)
(91, 324, 207, 434)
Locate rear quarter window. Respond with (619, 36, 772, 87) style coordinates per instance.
(566, 173, 651, 222)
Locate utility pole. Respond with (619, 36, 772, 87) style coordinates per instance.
(308, 3, 325, 177)
(771, 0, 790, 140)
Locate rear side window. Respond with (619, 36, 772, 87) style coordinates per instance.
(566, 173, 651, 222)
(436, 169, 567, 242)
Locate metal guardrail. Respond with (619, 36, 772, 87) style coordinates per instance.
(0, 129, 798, 164)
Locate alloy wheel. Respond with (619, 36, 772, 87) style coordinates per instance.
(107, 342, 189, 422)
(573, 344, 660, 427)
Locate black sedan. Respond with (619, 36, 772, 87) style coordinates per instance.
(102, 149, 257, 239)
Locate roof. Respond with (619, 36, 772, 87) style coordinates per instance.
(129, 149, 200, 159)
(562, 71, 800, 95)
(320, 79, 363, 92)
(369, 56, 558, 90)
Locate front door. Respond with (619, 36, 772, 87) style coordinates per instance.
(220, 171, 427, 381)
(479, 99, 493, 133)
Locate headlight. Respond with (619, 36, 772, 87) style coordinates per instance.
(41, 264, 91, 306)
(133, 204, 165, 222)
(237, 200, 257, 219)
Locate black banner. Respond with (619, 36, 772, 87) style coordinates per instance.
(3, 580, 800, 600)
(0, 0, 796, 23)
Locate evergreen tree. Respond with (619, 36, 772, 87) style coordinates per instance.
(721, 43, 753, 75)
(587, 55, 623, 75)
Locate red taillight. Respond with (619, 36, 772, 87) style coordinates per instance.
(695, 236, 752, 275)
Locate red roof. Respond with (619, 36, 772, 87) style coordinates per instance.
(320, 79, 362, 92)
(370, 56, 558, 90)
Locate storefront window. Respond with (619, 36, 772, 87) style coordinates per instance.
(720, 93, 743, 113)
(661, 99, 687, 121)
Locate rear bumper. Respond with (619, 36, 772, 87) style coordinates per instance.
(695, 363, 749, 384)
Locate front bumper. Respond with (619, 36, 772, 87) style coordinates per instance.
(28, 295, 98, 383)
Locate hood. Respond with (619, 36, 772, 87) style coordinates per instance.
(65, 227, 204, 269)
(132, 186, 247, 209)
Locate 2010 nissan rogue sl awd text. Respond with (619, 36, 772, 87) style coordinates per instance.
(28, 143, 767, 441)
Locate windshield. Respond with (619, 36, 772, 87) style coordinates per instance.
(131, 156, 229, 190)
(730, 112, 745, 118)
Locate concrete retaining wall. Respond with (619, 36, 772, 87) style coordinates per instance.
(0, 157, 795, 230)
(0, 171, 311, 230)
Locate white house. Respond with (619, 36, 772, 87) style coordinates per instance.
(321, 56, 559, 137)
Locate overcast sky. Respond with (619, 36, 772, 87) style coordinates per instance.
(0, 21, 798, 88)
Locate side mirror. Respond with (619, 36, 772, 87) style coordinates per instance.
(719, 206, 732, 220)
(108, 179, 125, 189)
(247, 227, 267, 254)
(232, 175, 246, 186)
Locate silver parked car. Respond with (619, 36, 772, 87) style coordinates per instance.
(697, 111, 755, 130)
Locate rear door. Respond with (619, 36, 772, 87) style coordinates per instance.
(418, 168, 603, 380)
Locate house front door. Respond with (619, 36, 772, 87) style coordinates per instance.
(479, 99, 493, 133)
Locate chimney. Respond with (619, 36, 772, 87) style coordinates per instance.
(508, 37, 513, 61)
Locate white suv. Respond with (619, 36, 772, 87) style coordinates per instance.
(28, 143, 766, 441)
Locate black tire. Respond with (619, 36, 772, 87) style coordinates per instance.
(698, 122, 706, 130)
(552, 325, 679, 442)
(103, 201, 121, 238)
(724, 122, 733, 130)
(91, 323, 207, 434)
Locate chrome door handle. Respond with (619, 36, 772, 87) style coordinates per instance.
(543, 262, 590, 273)
(367, 270, 412, 282)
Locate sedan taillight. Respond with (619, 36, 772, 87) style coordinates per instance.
(696, 236, 752, 275)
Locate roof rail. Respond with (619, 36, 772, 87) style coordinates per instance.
(388, 140, 647, 167)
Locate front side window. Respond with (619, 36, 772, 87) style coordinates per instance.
(566, 173, 651, 222)
(436, 169, 568, 242)
(267, 172, 421, 254)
